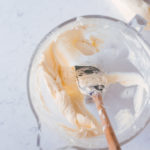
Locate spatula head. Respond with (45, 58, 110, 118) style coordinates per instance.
(75, 66, 107, 95)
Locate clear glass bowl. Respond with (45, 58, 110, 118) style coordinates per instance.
(27, 15, 150, 150)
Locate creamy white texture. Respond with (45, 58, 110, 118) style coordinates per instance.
(31, 18, 149, 139)
(107, 72, 149, 131)
(38, 26, 103, 138)
(115, 109, 134, 132)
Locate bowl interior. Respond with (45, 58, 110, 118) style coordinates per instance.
(28, 16, 150, 149)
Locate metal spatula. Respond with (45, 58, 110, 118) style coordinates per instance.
(75, 65, 121, 150)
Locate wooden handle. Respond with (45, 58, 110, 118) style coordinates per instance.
(93, 94, 121, 150)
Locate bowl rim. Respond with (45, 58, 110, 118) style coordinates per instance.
(27, 14, 150, 149)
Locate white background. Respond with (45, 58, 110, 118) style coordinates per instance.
(0, 0, 150, 149)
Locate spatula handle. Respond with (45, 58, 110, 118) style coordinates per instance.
(93, 94, 121, 150)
